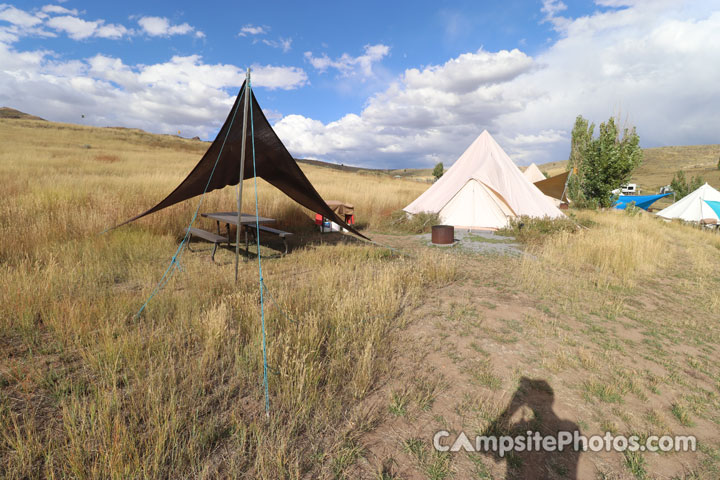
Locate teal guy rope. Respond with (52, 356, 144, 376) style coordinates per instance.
(248, 80, 271, 416)
(134, 83, 247, 319)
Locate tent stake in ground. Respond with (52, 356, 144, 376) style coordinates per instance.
(236, 68, 251, 282)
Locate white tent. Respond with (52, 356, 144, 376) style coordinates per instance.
(523, 163, 546, 183)
(656, 183, 720, 222)
(404, 130, 565, 229)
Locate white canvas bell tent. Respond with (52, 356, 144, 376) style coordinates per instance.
(522, 163, 546, 183)
(656, 183, 720, 222)
(404, 130, 565, 229)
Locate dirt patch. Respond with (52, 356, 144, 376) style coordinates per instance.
(348, 233, 720, 479)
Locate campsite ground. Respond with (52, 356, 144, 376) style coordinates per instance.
(352, 223, 720, 479)
(2, 116, 720, 479)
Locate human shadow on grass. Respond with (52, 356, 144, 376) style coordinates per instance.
(481, 377, 582, 480)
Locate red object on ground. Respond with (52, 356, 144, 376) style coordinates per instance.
(315, 213, 354, 226)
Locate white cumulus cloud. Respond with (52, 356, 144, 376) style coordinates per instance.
(41, 5, 79, 16)
(251, 64, 308, 90)
(275, 1, 720, 168)
(0, 5, 54, 42)
(0, 4, 133, 41)
(304, 43, 390, 78)
(0, 4, 42, 27)
(276, 47, 535, 167)
(45, 15, 100, 40)
(238, 24, 267, 36)
(137, 16, 200, 37)
(0, 42, 309, 138)
(238, 24, 291, 53)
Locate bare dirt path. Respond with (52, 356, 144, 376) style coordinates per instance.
(346, 233, 719, 479)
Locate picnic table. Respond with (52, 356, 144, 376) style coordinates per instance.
(201, 211, 276, 237)
(186, 212, 292, 260)
(204, 212, 275, 256)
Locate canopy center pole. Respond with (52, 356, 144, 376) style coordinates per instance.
(236, 68, 251, 283)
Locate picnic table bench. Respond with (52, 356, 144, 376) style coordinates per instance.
(245, 224, 294, 255)
(185, 227, 228, 262)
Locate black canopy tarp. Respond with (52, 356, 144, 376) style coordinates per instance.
(115, 82, 366, 239)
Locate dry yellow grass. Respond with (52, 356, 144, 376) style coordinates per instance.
(0, 118, 427, 249)
(522, 209, 720, 291)
(0, 118, 456, 478)
(4, 117, 720, 478)
(522, 211, 668, 289)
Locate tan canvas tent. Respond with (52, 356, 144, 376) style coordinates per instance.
(534, 170, 570, 207)
(522, 163, 570, 207)
(404, 131, 565, 229)
(523, 163, 546, 183)
(534, 171, 569, 201)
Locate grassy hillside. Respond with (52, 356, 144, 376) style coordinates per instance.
(0, 107, 46, 121)
(539, 145, 720, 194)
(296, 159, 434, 184)
(2, 115, 720, 478)
(635, 144, 720, 192)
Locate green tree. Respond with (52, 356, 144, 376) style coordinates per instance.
(574, 117, 642, 207)
(670, 170, 689, 199)
(566, 116, 594, 203)
(432, 162, 444, 180)
(670, 170, 704, 200)
(692, 175, 705, 192)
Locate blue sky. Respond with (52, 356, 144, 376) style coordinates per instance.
(2, 1, 719, 168)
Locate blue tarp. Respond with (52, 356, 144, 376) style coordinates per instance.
(613, 193, 671, 210)
(704, 200, 720, 218)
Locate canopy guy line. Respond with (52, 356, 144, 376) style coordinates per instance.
(248, 76, 271, 416)
(133, 79, 245, 319)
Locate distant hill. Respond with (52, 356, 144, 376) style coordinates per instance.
(538, 144, 720, 194)
(3, 109, 714, 190)
(304, 144, 720, 191)
(296, 158, 432, 181)
(296, 158, 374, 173)
(0, 107, 46, 121)
(633, 144, 720, 191)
